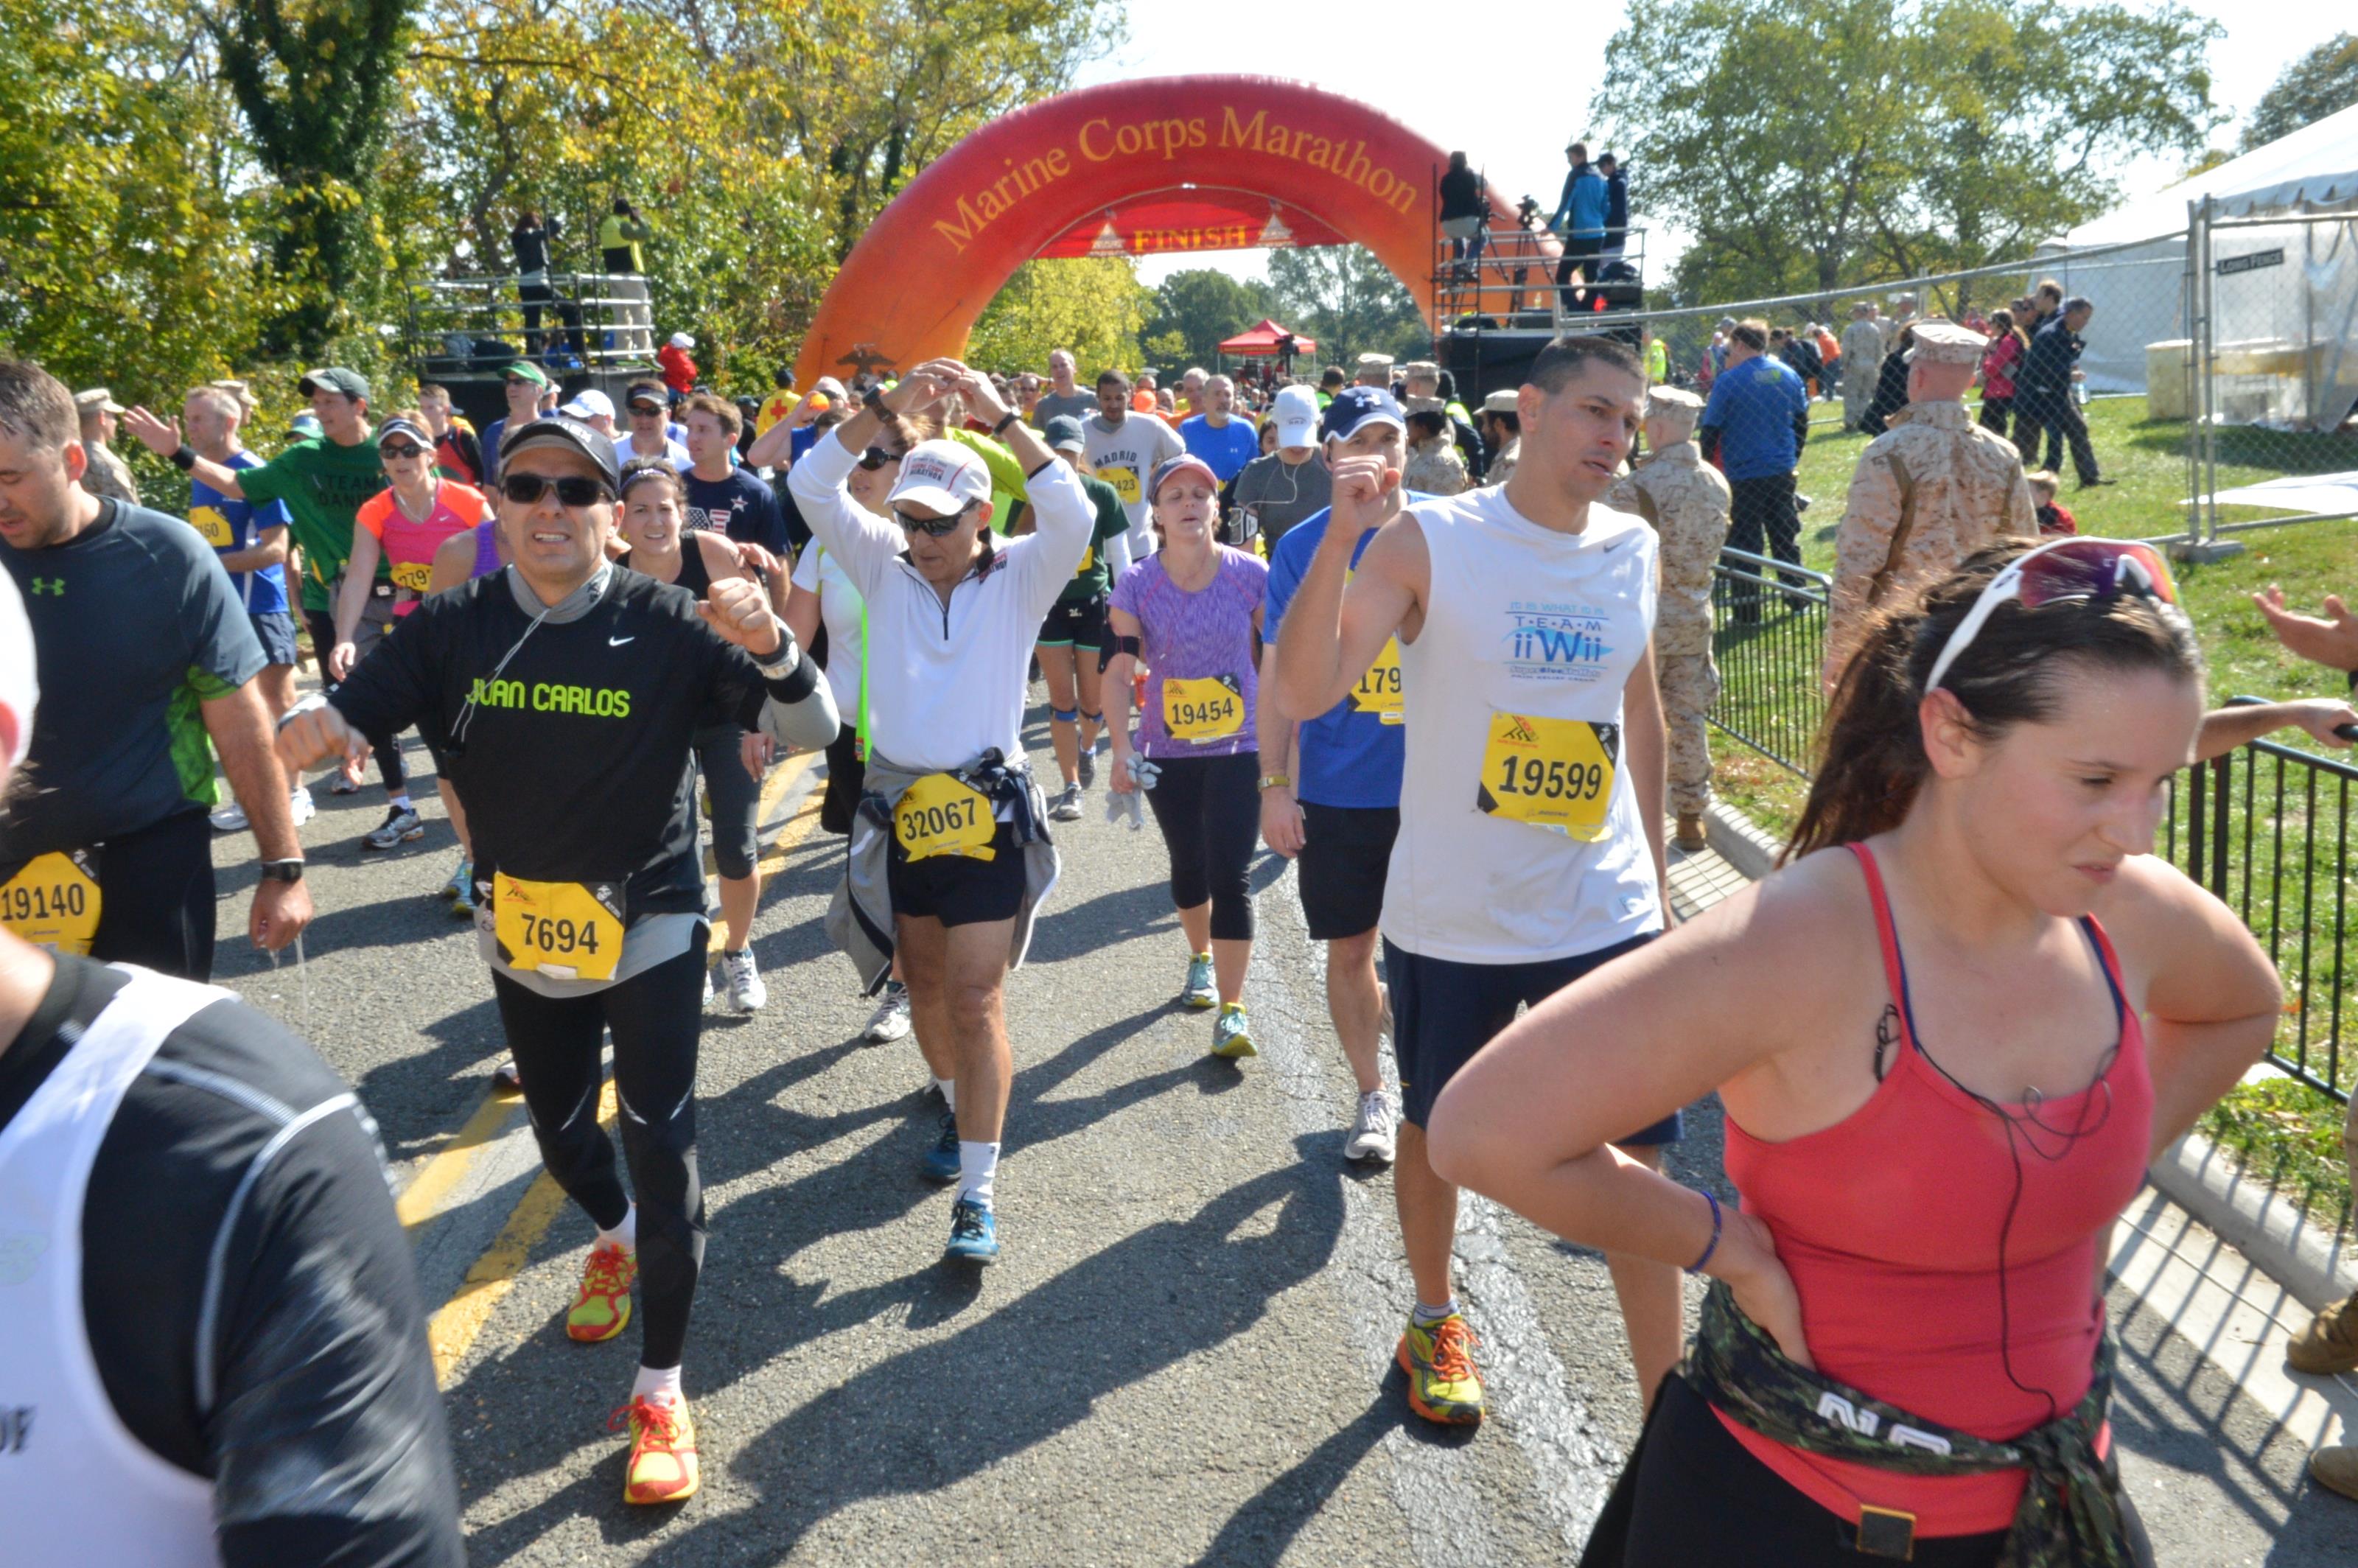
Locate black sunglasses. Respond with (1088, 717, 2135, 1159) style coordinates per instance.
(500, 472, 612, 508)
(858, 446, 906, 471)
(503, 377, 539, 390)
(379, 443, 427, 461)
(892, 504, 970, 537)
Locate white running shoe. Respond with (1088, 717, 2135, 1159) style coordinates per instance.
(722, 949, 767, 1012)
(864, 981, 913, 1043)
(209, 799, 250, 833)
(289, 785, 316, 826)
(1345, 1090, 1397, 1164)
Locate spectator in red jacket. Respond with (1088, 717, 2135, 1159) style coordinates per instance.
(658, 332, 699, 395)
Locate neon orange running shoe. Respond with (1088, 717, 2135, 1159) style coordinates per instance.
(609, 1393, 699, 1505)
(1396, 1311, 1485, 1425)
(566, 1242, 636, 1343)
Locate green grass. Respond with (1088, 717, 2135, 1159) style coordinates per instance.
(2197, 1075, 2352, 1242)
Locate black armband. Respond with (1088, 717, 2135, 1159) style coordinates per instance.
(171, 444, 198, 472)
(992, 410, 1020, 436)
(1099, 634, 1141, 675)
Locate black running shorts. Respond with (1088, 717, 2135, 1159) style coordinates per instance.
(1296, 802, 1398, 942)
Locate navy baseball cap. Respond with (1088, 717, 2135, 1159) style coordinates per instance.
(1320, 385, 1406, 444)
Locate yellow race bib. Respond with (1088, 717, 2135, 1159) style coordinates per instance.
(391, 559, 434, 592)
(1351, 639, 1404, 724)
(188, 505, 235, 549)
(1074, 543, 1094, 576)
(894, 773, 996, 863)
(493, 875, 624, 981)
(1476, 711, 1617, 840)
(0, 852, 100, 956)
(1102, 466, 1141, 505)
(1162, 674, 1245, 743)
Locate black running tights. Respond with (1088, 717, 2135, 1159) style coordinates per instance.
(1143, 750, 1261, 942)
(492, 935, 708, 1369)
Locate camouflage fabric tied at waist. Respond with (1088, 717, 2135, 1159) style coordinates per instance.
(1682, 1280, 2131, 1567)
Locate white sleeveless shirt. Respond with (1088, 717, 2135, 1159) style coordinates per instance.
(0, 965, 223, 1562)
(1383, 486, 1665, 964)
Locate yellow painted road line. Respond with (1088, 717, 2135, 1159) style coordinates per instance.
(707, 749, 829, 951)
(396, 1089, 522, 1235)
(429, 1077, 618, 1387)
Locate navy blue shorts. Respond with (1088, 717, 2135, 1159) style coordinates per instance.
(1385, 930, 1681, 1139)
(248, 611, 299, 666)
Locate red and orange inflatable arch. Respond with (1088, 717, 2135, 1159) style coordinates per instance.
(792, 75, 1544, 387)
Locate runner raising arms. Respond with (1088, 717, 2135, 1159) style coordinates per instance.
(1105, 454, 1269, 1059)
(1271, 335, 1684, 1429)
(788, 360, 1096, 1265)
(277, 415, 838, 1507)
(1430, 539, 2278, 1566)
(1032, 415, 1134, 821)
(614, 458, 790, 1012)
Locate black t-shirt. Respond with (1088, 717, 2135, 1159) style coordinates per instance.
(326, 569, 798, 919)
(0, 956, 461, 1566)
(682, 468, 789, 557)
(0, 501, 267, 860)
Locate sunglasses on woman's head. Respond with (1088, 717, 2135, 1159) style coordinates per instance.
(499, 472, 613, 508)
(1926, 538, 2178, 693)
(892, 505, 968, 537)
(858, 446, 905, 471)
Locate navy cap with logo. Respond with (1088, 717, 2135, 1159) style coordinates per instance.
(499, 415, 620, 491)
(1319, 385, 1407, 444)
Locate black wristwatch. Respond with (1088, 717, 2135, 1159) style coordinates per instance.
(864, 385, 889, 417)
(257, 858, 306, 883)
(992, 410, 1020, 435)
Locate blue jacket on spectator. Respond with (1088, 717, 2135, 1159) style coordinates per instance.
(1547, 164, 1609, 241)
(1603, 169, 1629, 244)
(1700, 354, 1810, 481)
(2016, 315, 2084, 414)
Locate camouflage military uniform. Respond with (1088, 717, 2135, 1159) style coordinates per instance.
(1606, 440, 1730, 814)
(1825, 398, 2036, 689)
(1840, 318, 1884, 430)
(1401, 435, 1469, 497)
(80, 441, 139, 505)
(1485, 436, 1519, 487)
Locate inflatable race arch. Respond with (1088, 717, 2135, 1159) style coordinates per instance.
(792, 75, 1539, 388)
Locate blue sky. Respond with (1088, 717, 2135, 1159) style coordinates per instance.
(1075, 2, 2337, 286)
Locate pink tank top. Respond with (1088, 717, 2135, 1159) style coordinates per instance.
(1717, 842, 2152, 1536)
(357, 483, 489, 612)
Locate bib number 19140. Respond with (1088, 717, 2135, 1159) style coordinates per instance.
(1475, 712, 1618, 841)
(0, 850, 102, 955)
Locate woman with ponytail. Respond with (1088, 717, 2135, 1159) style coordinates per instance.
(1428, 539, 2282, 1566)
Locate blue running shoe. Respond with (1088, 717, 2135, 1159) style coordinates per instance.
(921, 1107, 961, 1183)
(946, 1197, 998, 1262)
(1181, 952, 1217, 1009)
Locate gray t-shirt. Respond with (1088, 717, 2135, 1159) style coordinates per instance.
(1030, 391, 1096, 427)
(1231, 452, 1334, 553)
(1081, 412, 1186, 557)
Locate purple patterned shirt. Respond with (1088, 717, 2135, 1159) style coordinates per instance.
(1110, 545, 1269, 758)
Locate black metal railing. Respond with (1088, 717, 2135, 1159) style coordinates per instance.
(2165, 701, 2356, 1102)
(1707, 547, 1830, 777)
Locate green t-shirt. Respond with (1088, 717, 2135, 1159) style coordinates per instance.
(1060, 474, 1134, 604)
(944, 427, 1029, 537)
(235, 436, 391, 612)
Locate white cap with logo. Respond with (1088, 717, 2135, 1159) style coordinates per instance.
(559, 388, 615, 421)
(1272, 385, 1320, 447)
(886, 439, 993, 516)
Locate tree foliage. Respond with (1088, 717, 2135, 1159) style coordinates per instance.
(1595, 0, 2220, 304)
(965, 260, 1152, 377)
(2243, 34, 2358, 152)
(1145, 270, 1283, 371)
(1262, 247, 1427, 371)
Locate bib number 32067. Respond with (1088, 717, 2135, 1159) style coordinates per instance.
(0, 851, 102, 955)
(1476, 711, 1618, 840)
(895, 773, 996, 863)
(493, 875, 624, 981)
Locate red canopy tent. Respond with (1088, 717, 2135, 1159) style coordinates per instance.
(1217, 319, 1316, 358)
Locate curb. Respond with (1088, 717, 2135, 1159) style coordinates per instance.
(2147, 1131, 2356, 1314)
(1704, 801, 1784, 882)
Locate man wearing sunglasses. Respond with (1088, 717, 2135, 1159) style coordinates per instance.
(1825, 320, 2037, 691)
(276, 414, 836, 1507)
(480, 361, 553, 486)
(789, 358, 1097, 1265)
(618, 380, 691, 472)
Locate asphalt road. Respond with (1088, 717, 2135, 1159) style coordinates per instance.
(200, 713, 2358, 1566)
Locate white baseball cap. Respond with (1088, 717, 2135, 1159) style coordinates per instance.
(886, 439, 993, 517)
(0, 569, 36, 769)
(1272, 385, 1320, 447)
(559, 388, 615, 421)
(668, 332, 696, 350)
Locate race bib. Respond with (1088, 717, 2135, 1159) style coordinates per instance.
(1476, 711, 1618, 840)
(493, 875, 624, 981)
(1163, 674, 1245, 743)
(0, 851, 102, 956)
(391, 559, 434, 592)
(189, 505, 235, 549)
(895, 773, 996, 863)
(1351, 639, 1404, 724)
(1074, 543, 1094, 576)
(1102, 466, 1140, 505)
